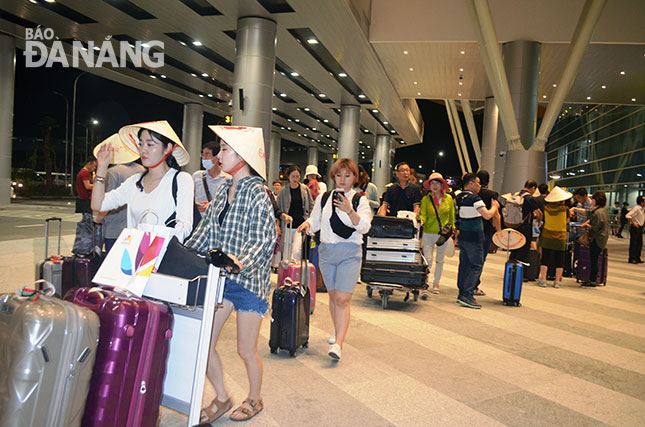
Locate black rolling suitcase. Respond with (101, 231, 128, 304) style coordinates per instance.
(368, 216, 416, 239)
(361, 260, 428, 287)
(524, 249, 540, 281)
(269, 280, 310, 357)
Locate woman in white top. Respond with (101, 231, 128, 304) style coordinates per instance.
(91, 121, 194, 242)
(298, 158, 372, 360)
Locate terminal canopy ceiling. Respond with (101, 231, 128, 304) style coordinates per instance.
(1, 0, 643, 154)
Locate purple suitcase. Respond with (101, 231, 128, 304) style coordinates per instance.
(64, 287, 173, 427)
(62, 255, 101, 292)
(576, 246, 608, 285)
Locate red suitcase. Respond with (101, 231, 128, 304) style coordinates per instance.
(62, 255, 101, 292)
(64, 286, 174, 427)
(277, 231, 316, 314)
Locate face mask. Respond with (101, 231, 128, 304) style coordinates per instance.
(202, 159, 214, 170)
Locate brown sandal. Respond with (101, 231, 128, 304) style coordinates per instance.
(199, 397, 233, 425)
(229, 398, 263, 422)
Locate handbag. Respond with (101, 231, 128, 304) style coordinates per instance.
(430, 195, 453, 246)
(577, 230, 591, 247)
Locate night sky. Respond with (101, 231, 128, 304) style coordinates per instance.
(12, 49, 482, 179)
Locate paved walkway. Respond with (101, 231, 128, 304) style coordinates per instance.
(1, 200, 643, 426)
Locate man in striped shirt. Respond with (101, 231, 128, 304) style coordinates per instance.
(455, 173, 500, 309)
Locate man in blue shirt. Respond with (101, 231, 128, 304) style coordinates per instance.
(455, 173, 499, 309)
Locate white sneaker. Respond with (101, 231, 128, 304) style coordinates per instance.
(328, 333, 336, 344)
(328, 343, 341, 360)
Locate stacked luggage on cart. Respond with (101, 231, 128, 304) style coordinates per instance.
(360, 216, 428, 309)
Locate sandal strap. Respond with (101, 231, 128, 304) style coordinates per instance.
(231, 398, 263, 420)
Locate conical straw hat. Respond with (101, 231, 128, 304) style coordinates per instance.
(93, 133, 140, 164)
(544, 186, 572, 203)
(118, 120, 189, 166)
(208, 126, 266, 180)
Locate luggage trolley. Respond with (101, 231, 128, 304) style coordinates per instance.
(142, 248, 235, 427)
(360, 216, 429, 309)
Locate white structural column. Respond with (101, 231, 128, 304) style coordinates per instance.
(0, 34, 15, 207)
(480, 96, 498, 174)
(533, 0, 606, 151)
(307, 146, 318, 168)
(325, 153, 334, 190)
(233, 17, 277, 175)
(496, 41, 543, 193)
(466, 0, 523, 151)
(460, 100, 482, 166)
(444, 100, 466, 174)
(337, 104, 360, 162)
(267, 131, 281, 185)
(448, 99, 473, 172)
(182, 102, 203, 174)
(373, 134, 392, 194)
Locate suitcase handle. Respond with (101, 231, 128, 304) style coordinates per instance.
(73, 287, 105, 311)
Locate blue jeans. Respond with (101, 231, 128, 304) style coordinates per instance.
(477, 229, 495, 287)
(458, 236, 484, 299)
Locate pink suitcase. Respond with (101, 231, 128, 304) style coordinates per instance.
(278, 230, 316, 314)
(64, 286, 173, 427)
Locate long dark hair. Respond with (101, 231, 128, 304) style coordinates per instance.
(136, 128, 180, 191)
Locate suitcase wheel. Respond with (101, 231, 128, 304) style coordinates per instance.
(366, 287, 373, 298)
(310, 307, 314, 315)
(413, 290, 419, 302)
(403, 292, 410, 302)
(381, 293, 388, 309)
(270, 347, 277, 354)
(289, 351, 296, 357)
(302, 342, 308, 348)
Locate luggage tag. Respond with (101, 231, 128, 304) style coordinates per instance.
(283, 277, 307, 297)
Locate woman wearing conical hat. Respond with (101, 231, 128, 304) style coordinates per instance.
(91, 121, 195, 241)
(184, 126, 276, 423)
(536, 186, 572, 288)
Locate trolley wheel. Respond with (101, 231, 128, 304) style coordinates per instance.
(403, 292, 410, 302)
(366, 287, 373, 298)
(413, 290, 419, 302)
(270, 347, 277, 354)
(381, 293, 388, 309)
(310, 307, 315, 315)
(289, 351, 296, 357)
(303, 342, 309, 348)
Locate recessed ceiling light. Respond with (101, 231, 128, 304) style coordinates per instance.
(459, 68, 464, 72)
(94, 46, 101, 51)
(372, 109, 378, 113)
(383, 121, 389, 125)
(160, 75, 166, 79)
(338, 72, 347, 77)
(460, 50, 465, 54)
(458, 93, 462, 96)
(417, 92, 421, 95)
(198, 94, 204, 97)
(358, 94, 366, 99)
(586, 96, 591, 100)
(403, 50, 408, 54)
(632, 98, 637, 102)
(413, 81, 417, 85)
(459, 82, 463, 85)
(207, 94, 213, 98)
(150, 75, 157, 79)
(141, 43, 150, 48)
(280, 93, 287, 97)
(409, 67, 413, 71)
(295, 119, 300, 122)
(318, 93, 326, 98)
(179, 41, 187, 46)
(29, 0, 37, 3)
(543, 95, 547, 98)
(553, 84, 557, 87)
(201, 73, 208, 77)
(601, 85, 606, 89)
(290, 72, 299, 77)
(390, 130, 396, 134)
(306, 38, 319, 45)
(304, 107, 310, 111)
(620, 71, 626, 75)
(193, 41, 202, 46)
(323, 119, 329, 123)
(272, 107, 277, 111)
(190, 73, 197, 77)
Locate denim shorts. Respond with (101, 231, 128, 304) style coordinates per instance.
(223, 279, 269, 317)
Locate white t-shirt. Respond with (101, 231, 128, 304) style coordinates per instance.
(305, 188, 373, 245)
(101, 168, 195, 241)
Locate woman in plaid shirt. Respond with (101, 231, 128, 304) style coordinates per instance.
(186, 126, 276, 423)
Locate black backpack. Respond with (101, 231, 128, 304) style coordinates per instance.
(165, 170, 202, 236)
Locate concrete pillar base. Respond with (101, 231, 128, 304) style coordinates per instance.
(182, 103, 203, 174)
(501, 150, 547, 195)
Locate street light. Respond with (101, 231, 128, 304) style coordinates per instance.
(433, 151, 445, 172)
(52, 91, 69, 191)
(71, 71, 88, 189)
(84, 119, 99, 160)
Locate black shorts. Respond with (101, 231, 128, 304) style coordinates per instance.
(540, 248, 565, 269)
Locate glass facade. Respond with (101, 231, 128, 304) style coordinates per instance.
(546, 104, 644, 205)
